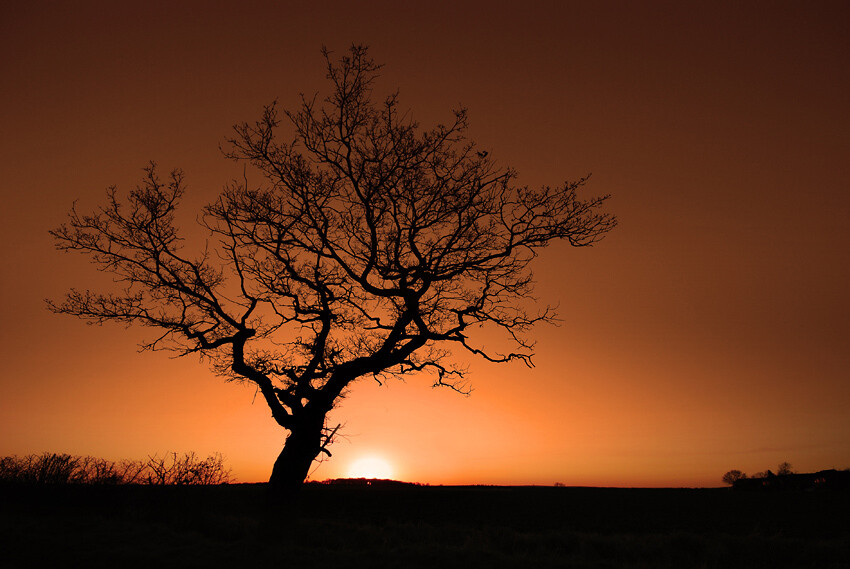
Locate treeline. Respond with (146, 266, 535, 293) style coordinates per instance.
(722, 461, 796, 485)
(0, 452, 232, 485)
(722, 462, 850, 491)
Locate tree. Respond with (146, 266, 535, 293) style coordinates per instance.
(722, 469, 747, 486)
(777, 461, 794, 476)
(48, 45, 616, 495)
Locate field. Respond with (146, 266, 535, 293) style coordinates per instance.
(2, 483, 848, 568)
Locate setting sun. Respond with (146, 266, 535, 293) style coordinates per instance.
(347, 456, 395, 480)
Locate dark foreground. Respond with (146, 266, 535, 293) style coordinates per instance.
(1, 483, 848, 568)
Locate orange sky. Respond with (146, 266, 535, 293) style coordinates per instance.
(1, 1, 848, 487)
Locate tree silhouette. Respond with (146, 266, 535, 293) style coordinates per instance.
(48, 46, 616, 495)
(722, 469, 747, 486)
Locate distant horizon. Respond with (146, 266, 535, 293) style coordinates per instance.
(7, 449, 845, 490)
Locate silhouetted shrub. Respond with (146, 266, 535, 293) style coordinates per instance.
(0, 455, 25, 482)
(144, 452, 232, 485)
(0, 452, 231, 485)
(0, 453, 81, 484)
(117, 458, 148, 484)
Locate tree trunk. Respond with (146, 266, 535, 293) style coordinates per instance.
(267, 415, 325, 498)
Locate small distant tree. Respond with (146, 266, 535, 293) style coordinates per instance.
(722, 469, 747, 486)
(48, 45, 616, 496)
(777, 461, 794, 476)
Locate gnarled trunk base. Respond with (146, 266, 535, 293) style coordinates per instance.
(267, 420, 324, 498)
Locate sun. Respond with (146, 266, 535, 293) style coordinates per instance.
(347, 456, 395, 480)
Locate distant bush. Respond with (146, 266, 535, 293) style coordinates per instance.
(0, 452, 231, 485)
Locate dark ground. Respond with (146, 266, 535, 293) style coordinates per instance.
(1, 482, 848, 568)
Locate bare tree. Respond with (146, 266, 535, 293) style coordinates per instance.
(48, 45, 616, 495)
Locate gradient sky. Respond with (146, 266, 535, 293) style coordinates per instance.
(2, 1, 848, 487)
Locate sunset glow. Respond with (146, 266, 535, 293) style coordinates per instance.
(1, 3, 848, 489)
(346, 456, 395, 480)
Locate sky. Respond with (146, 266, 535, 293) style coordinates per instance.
(1, 1, 848, 487)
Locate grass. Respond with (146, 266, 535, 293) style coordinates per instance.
(1, 483, 848, 568)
